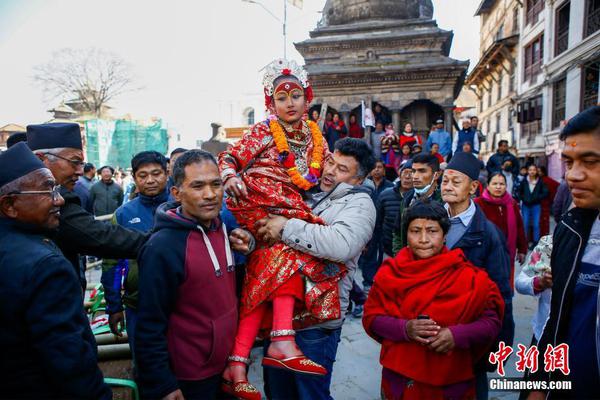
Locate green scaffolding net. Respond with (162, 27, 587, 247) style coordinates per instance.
(85, 119, 168, 168)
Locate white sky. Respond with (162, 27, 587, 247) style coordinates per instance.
(0, 0, 481, 144)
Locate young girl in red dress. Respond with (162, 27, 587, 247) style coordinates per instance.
(218, 59, 346, 399)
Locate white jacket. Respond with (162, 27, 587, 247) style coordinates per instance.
(282, 182, 376, 329)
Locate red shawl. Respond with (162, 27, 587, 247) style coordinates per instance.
(363, 247, 504, 386)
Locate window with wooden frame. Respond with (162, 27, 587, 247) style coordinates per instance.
(552, 77, 566, 128)
(581, 61, 599, 110)
(586, 0, 600, 37)
(524, 35, 544, 83)
(496, 112, 502, 134)
(497, 71, 503, 101)
(526, 0, 544, 26)
(512, 7, 520, 34)
(518, 96, 543, 142)
(555, 2, 570, 57)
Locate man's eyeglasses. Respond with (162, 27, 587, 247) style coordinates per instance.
(44, 152, 85, 168)
(9, 186, 62, 202)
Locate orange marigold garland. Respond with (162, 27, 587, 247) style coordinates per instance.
(269, 116, 324, 190)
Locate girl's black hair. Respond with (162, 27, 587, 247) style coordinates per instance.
(402, 200, 450, 239)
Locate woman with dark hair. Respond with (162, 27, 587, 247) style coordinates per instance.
(363, 201, 504, 400)
(348, 114, 364, 138)
(399, 122, 421, 148)
(517, 164, 549, 246)
(381, 126, 401, 181)
(475, 172, 528, 289)
(325, 113, 347, 149)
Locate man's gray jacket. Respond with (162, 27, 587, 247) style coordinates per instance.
(282, 182, 376, 329)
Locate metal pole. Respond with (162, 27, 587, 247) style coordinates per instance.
(283, 0, 287, 59)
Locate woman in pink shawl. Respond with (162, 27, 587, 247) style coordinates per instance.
(474, 172, 528, 289)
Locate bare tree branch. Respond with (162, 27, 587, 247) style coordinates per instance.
(32, 47, 138, 116)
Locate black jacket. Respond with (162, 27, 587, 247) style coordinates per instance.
(376, 182, 406, 256)
(529, 208, 599, 398)
(486, 151, 520, 176)
(89, 180, 124, 216)
(451, 205, 514, 356)
(517, 178, 549, 206)
(53, 188, 148, 289)
(0, 218, 111, 399)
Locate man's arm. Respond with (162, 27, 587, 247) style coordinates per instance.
(282, 193, 376, 263)
(425, 134, 432, 152)
(473, 132, 480, 154)
(58, 200, 148, 260)
(28, 254, 111, 399)
(485, 225, 512, 301)
(486, 155, 496, 175)
(135, 238, 183, 399)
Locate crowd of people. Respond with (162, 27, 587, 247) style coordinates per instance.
(0, 58, 598, 400)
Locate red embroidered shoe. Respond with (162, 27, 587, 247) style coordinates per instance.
(262, 355, 328, 376)
(221, 380, 261, 400)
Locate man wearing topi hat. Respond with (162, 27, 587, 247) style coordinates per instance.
(0, 142, 110, 399)
(441, 151, 513, 399)
(26, 122, 147, 289)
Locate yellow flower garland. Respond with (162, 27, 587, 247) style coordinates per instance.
(270, 118, 324, 190)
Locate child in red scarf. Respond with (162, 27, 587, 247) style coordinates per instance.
(363, 202, 504, 400)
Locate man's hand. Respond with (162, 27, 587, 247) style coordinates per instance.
(162, 389, 185, 400)
(229, 229, 252, 254)
(428, 327, 455, 353)
(224, 177, 248, 199)
(108, 311, 125, 337)
(539, 271, 553, 290)
(406, 319, 440, 345)
(255, 214, 288, 245)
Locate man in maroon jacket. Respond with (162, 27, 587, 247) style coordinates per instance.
(135, 150, 240, 400)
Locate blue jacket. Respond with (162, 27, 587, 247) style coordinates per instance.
(454, 128, 479, 154)
(450, 204, 514, 350)
(425, 129, 452, 156)
(101, 190, 169, 313)
(0, 218, 111, 399)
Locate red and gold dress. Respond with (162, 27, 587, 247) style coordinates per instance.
(219, 118, 345, 326)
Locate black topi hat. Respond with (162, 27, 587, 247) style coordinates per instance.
(445, 151, 480, 181)
(26, 123, 82, 151)
(0, 142, 46, 187)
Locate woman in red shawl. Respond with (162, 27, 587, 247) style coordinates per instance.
(475, 172, 528, 289)
(218, 59, 345, 399)
(363, 201, 504, 400)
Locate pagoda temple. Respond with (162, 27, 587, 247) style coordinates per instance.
(295, 0, 469, 137)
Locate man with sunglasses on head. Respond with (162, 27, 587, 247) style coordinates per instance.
(0, 142, 111, 399)
(26, 123, 147, 290)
